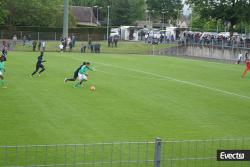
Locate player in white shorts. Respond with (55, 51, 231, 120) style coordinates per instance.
(75, 62, 94, 88)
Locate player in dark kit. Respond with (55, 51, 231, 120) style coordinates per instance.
(31, 52, 46, 77)
(64, 62, 87, 82)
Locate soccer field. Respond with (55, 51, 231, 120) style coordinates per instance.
(0, 51, 250, 146)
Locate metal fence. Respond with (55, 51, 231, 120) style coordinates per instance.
(0, 30, 106, 41)
(156, 40, 250, 63)
(0, 138, 250, 167)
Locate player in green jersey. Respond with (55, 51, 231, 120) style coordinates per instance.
(75, 62, 94, 88)
(0, 56, 7, 88)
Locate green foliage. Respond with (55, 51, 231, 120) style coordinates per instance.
(187, 0, 250, 32)
(146, 0, 183, 25)
(111, 0, 131, 25)
(0, 0, 146, 27)
(0, 0, 76, 27)
(0, 0, 8, 24)
(70, 0, 145, 26)
(191, 9, 220, 32)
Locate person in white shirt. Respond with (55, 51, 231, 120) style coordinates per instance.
(59, 43, 63, 53)
(41, 41, 46, 52)
(237, 53, 243, 64)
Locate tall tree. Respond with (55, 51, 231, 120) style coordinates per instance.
(0, 0, 8, 24)
(2, 0, 74, 27)
(146, 0, 183, 26)
(187, 0, 250, 33)
(70, 0, 145, 26)
(128, 0, 145, 22)
(111, 0, 131, 25)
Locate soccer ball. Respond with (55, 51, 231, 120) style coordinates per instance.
(90, 86, 96, 91)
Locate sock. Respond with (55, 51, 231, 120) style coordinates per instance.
(80, 80, 86, 85)
(0, 80, 5, 86)
(74, 82, 81, 87)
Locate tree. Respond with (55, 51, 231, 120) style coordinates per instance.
(0, 0, 8, 24)
(187, 0, 250, 33)
(128, 0, 145, 22)
(6, 0, 61, 26)
(146, 0, 183, 26)
(70, 0, 145, 26)
(111, 0, 131, 25)
(1, 0, 76, 27)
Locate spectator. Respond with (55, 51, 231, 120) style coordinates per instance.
(81, 44, 87, 53)
(38, 41, 41, 51)
(108, 36, 113, 47)
(28, 35, 32, 41)
(59, 43, 64, 53)
(88, 38, 92, 46)
(41, 41, 46, 52)
(245, 52, 249, 62)
(114, 36, 118, 47)
(72, 34, 76, 47)
(237, 53, 243, 64)
(32, 40, 37, 51)
(67, 37, 71, 47)
(23, 35, 26, 46)
(69, 41, 73, 52)
(145, 33, 148, 44)
(160, 34, 164, 44)
(13, 35, 17, 47)
(94, 43, 101, 53)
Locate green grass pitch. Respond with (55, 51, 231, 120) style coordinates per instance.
(0, 51, 250, 145)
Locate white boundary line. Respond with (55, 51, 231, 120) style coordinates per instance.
(95, 62, 250, 100)
(67, 56, 250, 100)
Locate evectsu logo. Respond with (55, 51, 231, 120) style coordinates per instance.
(217, 150, 250, 161)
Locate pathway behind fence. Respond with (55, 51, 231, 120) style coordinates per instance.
(0, 138, 250, 167)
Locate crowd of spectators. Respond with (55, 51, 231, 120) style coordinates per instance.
(181, 31, 249, 48)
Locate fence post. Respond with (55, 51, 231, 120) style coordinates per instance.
(154, 137, 162, 167)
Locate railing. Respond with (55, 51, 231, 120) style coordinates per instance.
(0, 138, 250, 167)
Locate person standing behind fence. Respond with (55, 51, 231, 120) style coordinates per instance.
(72, 34, 76, 47)
(32, 40, 37, 51)
(41, 41, 46, 52)
(88, 38, 92, 47)
(69, 41, 73, 52)
(145, 33, 148, 44)
(245, 52, 249, 62)
(237, 52, 243, 64)
(108, 36, 112, 47)
(38, 41, 41, 51)
(63, 38, 67, 51)
(23, 35, 26, 46)
(67, 37, 71, 46)
(59, 43, 63, 53)
(13, 35, 17, 47)
(114, 36, 118, 47)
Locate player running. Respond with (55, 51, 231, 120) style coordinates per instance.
(0, 55, 7, 88)
(242, 58, 250, 78)
(31, 52, 46, 77)
(64, 61, 86, 83)
(75, 62, 94, 88)
(1, 46, 8, 61)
